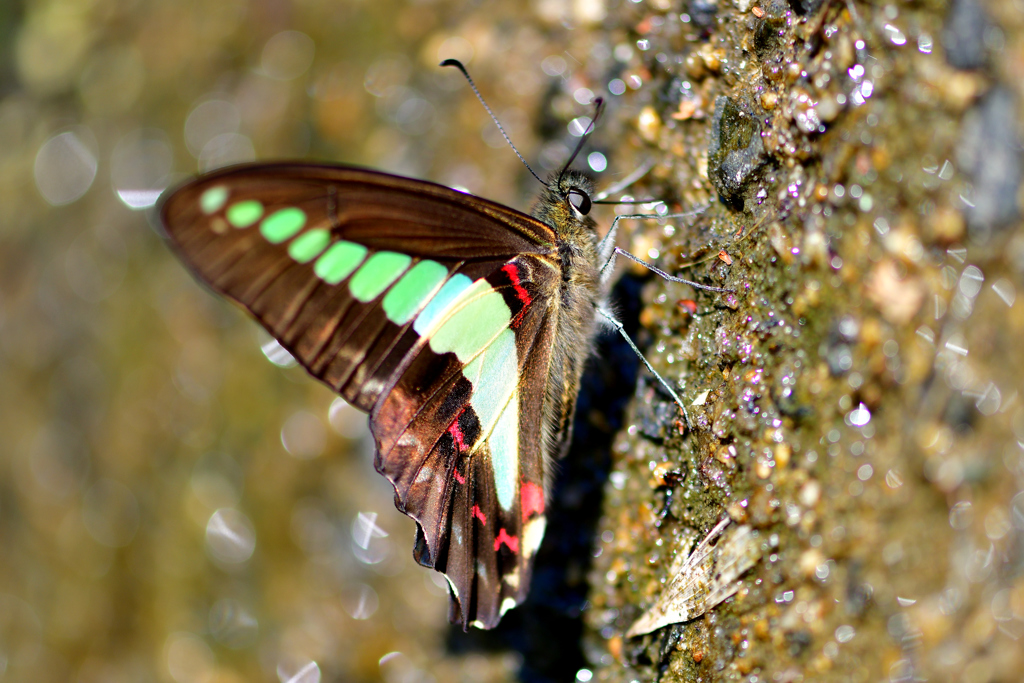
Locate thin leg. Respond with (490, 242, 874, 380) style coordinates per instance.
(597, 209, 716, 286)
(597, 306, 692, 430)
(610, 247, 733, 292)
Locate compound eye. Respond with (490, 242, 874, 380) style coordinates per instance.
(567, 188, 592, 216)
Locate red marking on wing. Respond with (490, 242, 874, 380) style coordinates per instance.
(494, 528, 519, 554)
(447, 410, 469, 485)
(447, 410, 468, 453)
(520, 482, 545, 521)
(502, 263, 533, 329)
(472, 504, 487, 525)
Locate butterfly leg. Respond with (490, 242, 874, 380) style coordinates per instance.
(597, 210, 716, 287)
(596, 305, 692, 430)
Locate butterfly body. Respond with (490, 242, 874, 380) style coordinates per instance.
(159, 162, 608, 629)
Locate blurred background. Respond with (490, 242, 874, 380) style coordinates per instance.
(0, 0, 634, 681)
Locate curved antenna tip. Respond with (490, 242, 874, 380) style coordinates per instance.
(441, 58, 544, 186)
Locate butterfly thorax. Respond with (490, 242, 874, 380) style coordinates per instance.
(530, 170, 603, 464)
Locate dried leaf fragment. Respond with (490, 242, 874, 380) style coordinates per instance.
(626, 518, 762, 637)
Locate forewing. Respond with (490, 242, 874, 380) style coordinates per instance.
(158, 161, 557, 411)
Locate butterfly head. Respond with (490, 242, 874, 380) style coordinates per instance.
(533, 169, 598, 240)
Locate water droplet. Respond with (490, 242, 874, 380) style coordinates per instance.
(281, 411, 326, 459)
(111, 129, 172, 209)
(341, 583, 379, 620)
(949, 500, 973, 530)
(184, 99, 241, 158)
(199, 132, 255, 172)
(328, 398, 369, 440)
(205, 508, 256, 564)
(846, 403, 871, 427)
(34, 129, 98, 205)
(209, 598, 258, 648)
(278, 660, 321, 683)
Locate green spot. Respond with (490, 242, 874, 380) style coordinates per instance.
(314, 241, 367, 285)
(200, 186, 228, 214)
(413, 274, 472, 336)
(460, 327, 517, 429)
(429, 282, 511, 361)
(288, 229, 331, 263)
(349, 252, 412, 302)
(226, 200, 263, 228)
(382, 260, 449, 325)
(260, 207, 306, 243)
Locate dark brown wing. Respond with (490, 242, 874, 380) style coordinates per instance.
(158, 162, 562, 629)
(159, 162, 557, 411)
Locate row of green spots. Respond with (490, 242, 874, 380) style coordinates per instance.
(205, 190, 453, 330)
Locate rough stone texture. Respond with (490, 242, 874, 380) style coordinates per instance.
(957, 87, 1022, 239)
(942, 0, 993, 70)
(574, 1, 1024, 682)
(708, 95, 769, 209)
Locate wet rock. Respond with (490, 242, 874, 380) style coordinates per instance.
(635, 392, 677, 442)
(687, 0, 717, 35)
(822, 315, 858, 377)
(956, 88, 1022, 239)
(708, 96, 768, 209)
(754, 15, 786, 60)
(788, 0, 824, 15)
(942, 0, 991, 70)
(785, 629, 813, 657)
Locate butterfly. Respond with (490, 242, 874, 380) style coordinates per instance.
(158, 62, 725, 631)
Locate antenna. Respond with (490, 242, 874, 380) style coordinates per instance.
(558, 97, 605, 184)
(440, 59, 545, 186)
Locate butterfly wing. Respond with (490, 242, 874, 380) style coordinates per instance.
(370, 254, 556, 628)
(159, 162, 561, 628)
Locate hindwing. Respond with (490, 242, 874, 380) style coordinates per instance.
(370, 255, 557, 628)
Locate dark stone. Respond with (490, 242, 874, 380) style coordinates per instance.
(759, 0, 792, 54)
(754, 17, 785, 60)
(636, 389, 676, 441)
(942, 0, 991, 70)
(957, 88, 1022, 240)
(786, 629, 814, 657)
(822, 315, 858, 377)
(688, 0, 717, 33)
(708, 96, 768, 209)
(788, 0, 824, 15)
